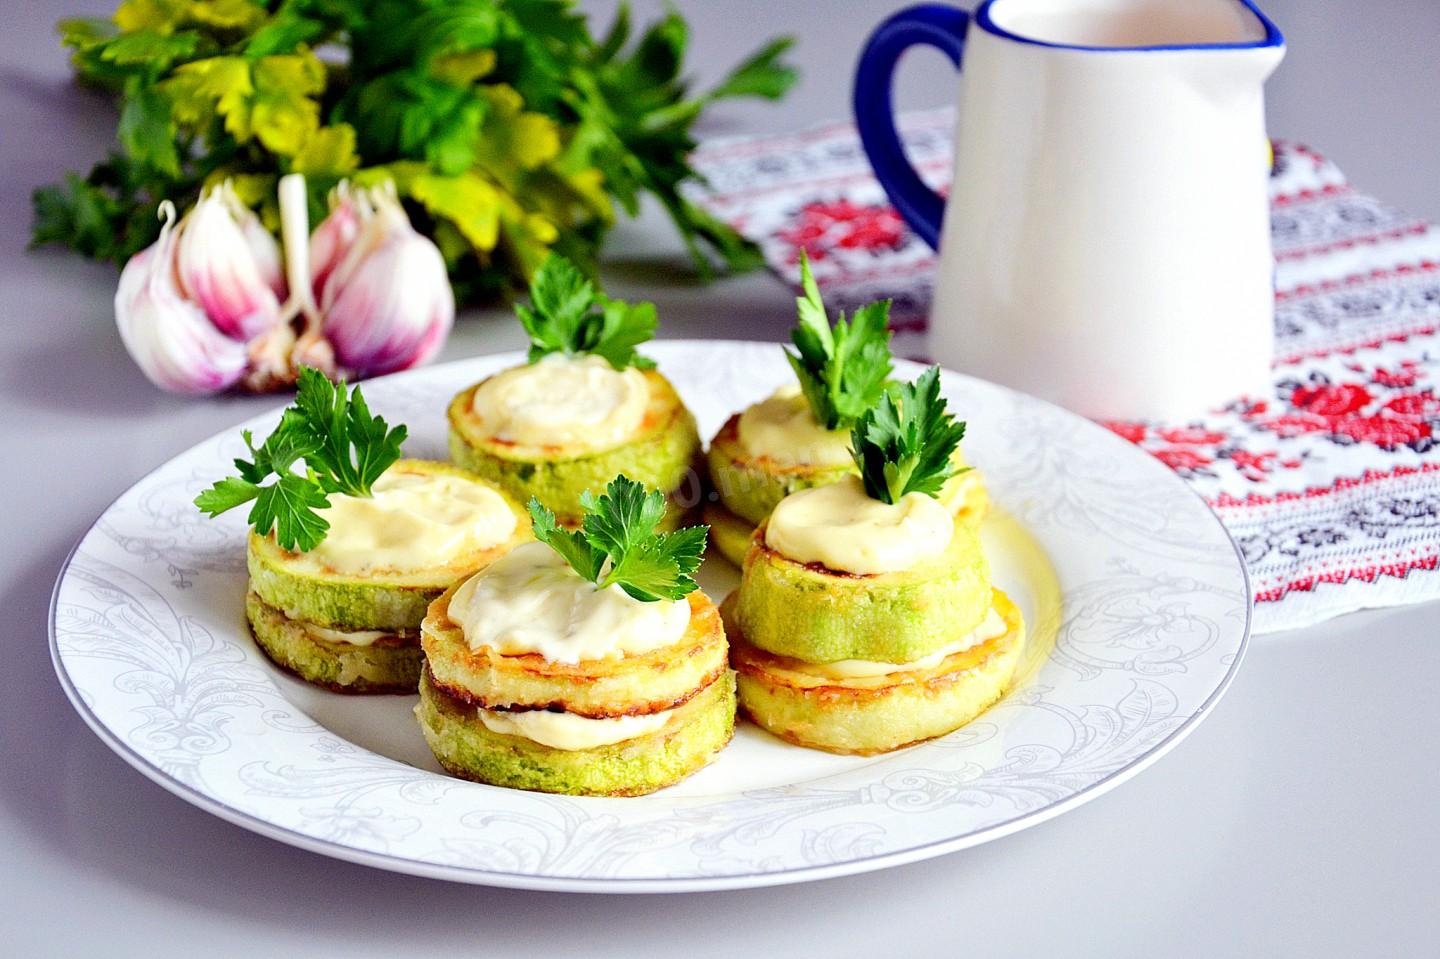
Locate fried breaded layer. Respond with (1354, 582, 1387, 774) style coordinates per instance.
(415, 669, 736, 797)
(247, 460, 532, 631)
(421, 586, 729, 718)
(729, 588, 1026, 755)
(246, 592, 422, 694)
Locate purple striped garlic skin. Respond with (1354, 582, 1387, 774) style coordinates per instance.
(115, 204, 248, 395)
(175, 183, 284, 342)
(309, 186, 363, 306)
(320, 190, 455, 377)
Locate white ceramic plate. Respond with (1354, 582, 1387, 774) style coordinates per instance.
(50, 341, 1249, 893)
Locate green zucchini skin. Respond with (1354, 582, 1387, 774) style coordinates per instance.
(248, 544, 438, 631)
(247, 592, 423, 694)
(415, 670, 736, 797)
(730, 589, 1026, 755)
(703, 500, 760, 568)
(732, 522, 992, 663)
(448, 368, 702, 525)
(706, 414, 851, 526)
(246, 460, 532, 632)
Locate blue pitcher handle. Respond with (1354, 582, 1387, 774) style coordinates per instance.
(853, 5, 968, 249)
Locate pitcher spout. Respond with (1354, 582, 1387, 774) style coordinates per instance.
(1183, 1, 1285, 102)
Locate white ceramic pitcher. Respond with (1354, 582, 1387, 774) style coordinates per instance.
(855, 0, 1285, 420)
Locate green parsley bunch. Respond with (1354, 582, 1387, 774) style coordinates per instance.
(517, 254, 656, 369)
(32, 0, 796, 305)
(194, 366, 407, 550)
(785, 252, 895, 431)
(528, 475, 707, 602)
(850, 366, 969, 505)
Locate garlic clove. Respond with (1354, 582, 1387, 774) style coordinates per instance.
(321, 190, 454, 377)
(175, 182, 283, 342)
(310, 185, 363, 305)
(236, 199, 287, 301)
(116, 203, 248, 395)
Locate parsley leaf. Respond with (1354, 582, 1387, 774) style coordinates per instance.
(527, 475, 706, 602)
(194, 369, 407, 551)
(516, 254, 657, 369)
(250, 473, 333, 553)
(291, 367, 408, 497)
(850, 367, 969, 504)
(579, 477, 668, 559)
(785, 252, 895, 430)
(605, 527, 708, 602)
(527, 498, 605, 583)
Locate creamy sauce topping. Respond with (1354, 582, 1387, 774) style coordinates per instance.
(303, 623, 395, 647)
(475, 707, 673, 750)
(448, 541, 691, 663)
(765, 474, 954, 574)
(304, 469, 516, 574)
(801, 609, 1007, 678)
(736, 385, 853, 468)
(469, 354, 648, 450)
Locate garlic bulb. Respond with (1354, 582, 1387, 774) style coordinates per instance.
(175, 182, 284, 341)
(112, 174, 454, 395)
(320, 186, 454, 377)
(115, 203, 248, 394)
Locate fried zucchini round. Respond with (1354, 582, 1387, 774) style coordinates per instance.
(731, 589, 1025, 754)
(448, 368, 701, 525)
(706, 413, 989, 566)
(415, 670, 736, 797)
(246, 592, 422, 694)
(703, 499, 761, 568)
(732, 519, 992, 663)
(421, 586, 728, 718)
(247, 460, 532, 631)
(706, 413, 852, 526)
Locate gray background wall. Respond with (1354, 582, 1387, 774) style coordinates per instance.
(605, 0, 1440, 222)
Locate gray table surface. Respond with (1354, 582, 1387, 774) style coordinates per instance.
(4, 2, 1438, 956)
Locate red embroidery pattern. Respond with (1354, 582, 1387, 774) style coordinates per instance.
(776, 199, 910, 262)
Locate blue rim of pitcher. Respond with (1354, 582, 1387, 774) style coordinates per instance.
(974, 0, 1284, 52)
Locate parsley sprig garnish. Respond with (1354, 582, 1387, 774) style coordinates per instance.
(785, 252, 894, 430)
(194, 368, 408, 552)
(527, 476, 707, 602)
(517, 255, 657, 370)
(850, 367, 968, 504)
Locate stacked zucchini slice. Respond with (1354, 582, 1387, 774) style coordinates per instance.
(449, 368, 699, 531)
(246, 460, 531, 693)
(414, 478, 734, 796)
(417, 579, 734, 796)
(723, 369, 1026, 755)
(448, 256, 701, 531)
